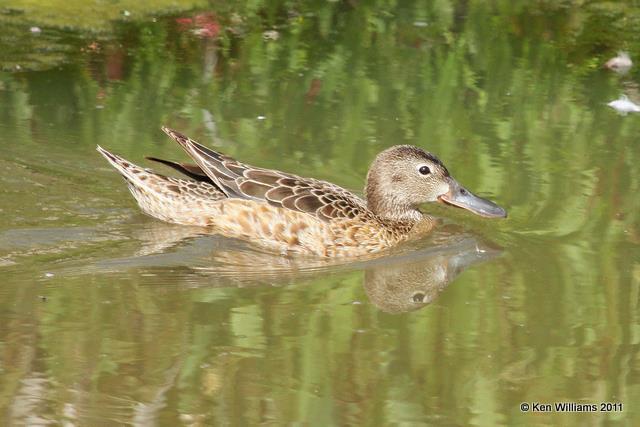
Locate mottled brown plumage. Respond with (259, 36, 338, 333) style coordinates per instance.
(97, 127, 506, 257)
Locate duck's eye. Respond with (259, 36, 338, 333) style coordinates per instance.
(418, 165, 431, 175)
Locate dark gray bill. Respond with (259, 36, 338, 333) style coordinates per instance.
(438, 177, 507, 218)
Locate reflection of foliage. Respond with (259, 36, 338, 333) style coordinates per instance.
(1, 0, 640, 425)
(0, 0, 207, 71)
(1, 0, 208, 31)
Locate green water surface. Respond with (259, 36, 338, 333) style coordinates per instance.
(1, 1, 639, 425)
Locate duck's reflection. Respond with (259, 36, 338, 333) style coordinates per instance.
(101, 221, 502, 312)
(362, 236, 500, 313)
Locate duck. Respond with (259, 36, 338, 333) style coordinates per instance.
(97, 127, 506, 257)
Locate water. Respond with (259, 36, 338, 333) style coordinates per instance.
(1, 1, 639, 425)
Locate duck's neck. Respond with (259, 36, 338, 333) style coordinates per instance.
(365, 170, 423, 230)
(366, 196, 423, 228)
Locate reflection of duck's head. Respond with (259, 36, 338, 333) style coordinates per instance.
(364, 236, 501, 313)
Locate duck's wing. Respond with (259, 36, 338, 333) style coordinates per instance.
(161, 127, 370, 222)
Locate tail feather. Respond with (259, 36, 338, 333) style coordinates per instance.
(97, 145, 151, 187)
(96, 145, 226, 226)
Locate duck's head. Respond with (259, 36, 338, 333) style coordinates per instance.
(365, 145, 507, 222)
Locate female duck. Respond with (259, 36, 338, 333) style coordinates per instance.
(97, 127, 506, 257)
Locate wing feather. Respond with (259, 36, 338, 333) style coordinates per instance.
(265, 186, 294, 202)
(238, 180, 272, 199)
(162, 127, 371, 222)
(244, 169, 283, 186)
(145, 157, 214, 184)
(294, 195, 324, 213)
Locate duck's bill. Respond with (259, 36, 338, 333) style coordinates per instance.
(438, 178, 507, 218)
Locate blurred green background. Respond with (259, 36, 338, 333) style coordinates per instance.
(1, 0, 639, 425)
